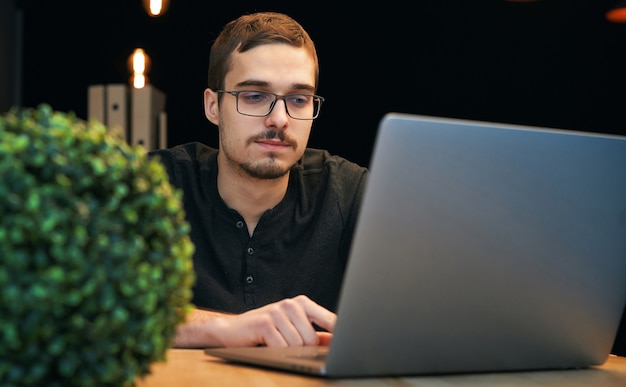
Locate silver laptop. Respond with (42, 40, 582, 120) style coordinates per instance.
(205, 113, 626, 378)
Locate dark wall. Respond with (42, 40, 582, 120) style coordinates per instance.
(14, 0, 626, 168)
(0, 0, 18, 113)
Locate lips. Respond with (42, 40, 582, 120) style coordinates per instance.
(257, 139, 288, 146)
(251, 129, 295, 149)
(255, 139, 290, 150)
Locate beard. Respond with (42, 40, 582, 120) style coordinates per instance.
(220, 124, 299, 180)
(239, 155, 290, 179)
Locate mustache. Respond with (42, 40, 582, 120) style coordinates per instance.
(257, 129, 284, 141)
(250, 130, 295, 146)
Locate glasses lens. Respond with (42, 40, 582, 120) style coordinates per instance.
(235, 91, 275, 117)
(284, 94, 322, 120)
(234, 91, 322, 120)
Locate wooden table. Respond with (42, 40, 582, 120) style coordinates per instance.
(135, 349, 626, 386)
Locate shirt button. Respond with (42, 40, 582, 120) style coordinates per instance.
(236, 221, 244, 229)
(247, 247, 254, 256)
(246, 276, 254, 284)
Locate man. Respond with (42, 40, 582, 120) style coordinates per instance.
(149, 12, 368, 348)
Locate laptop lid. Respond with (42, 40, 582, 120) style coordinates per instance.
(205, 113, 626, 378)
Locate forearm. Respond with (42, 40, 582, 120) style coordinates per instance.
(172, 308, 231, 348)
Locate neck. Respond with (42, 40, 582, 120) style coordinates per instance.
(217, 158, 289, 236)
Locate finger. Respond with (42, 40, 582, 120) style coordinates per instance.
(266, 297, 324, 346)
(316, 331, 333, 346)
(287, 295, 337, 346)
(253, 313, 294, 347)
(283, 301, 320, 346)
(294, 295, 337, 334)
(260, 302, 309, 347)
(224, 312, 288, 347)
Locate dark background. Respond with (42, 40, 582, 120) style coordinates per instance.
(5, 0, 626, 355)
(10, 0, 626, 168)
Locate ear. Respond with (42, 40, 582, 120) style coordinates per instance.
(204, 88, 220, 125)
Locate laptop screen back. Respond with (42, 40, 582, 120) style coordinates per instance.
(325, 113, 626, 377)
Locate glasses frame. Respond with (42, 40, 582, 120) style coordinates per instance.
(216, 90, 324, 120)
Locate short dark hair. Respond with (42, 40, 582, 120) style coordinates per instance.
(207, 12, 319, 92)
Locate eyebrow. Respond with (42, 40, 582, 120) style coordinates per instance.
(234, 80, 315, 93)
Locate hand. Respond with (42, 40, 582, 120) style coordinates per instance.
(173, 295, 337, 348)
(209, 295, 336, 347)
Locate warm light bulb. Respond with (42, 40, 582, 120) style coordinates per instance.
(133, 74, 147, 89)
(142, 0, 170, 17)
(132, 49, 146, 73)
(149, 0, 163, 15)
(128, 48, 151, 89)
(607, 7, 626, 23)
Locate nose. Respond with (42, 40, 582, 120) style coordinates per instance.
(266, 98, 289, 127)
(270, 97, 290, 115)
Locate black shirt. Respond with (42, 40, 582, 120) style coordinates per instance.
(149, 142, 368, 313)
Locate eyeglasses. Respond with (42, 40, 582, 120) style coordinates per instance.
(216, 90, 324, 120)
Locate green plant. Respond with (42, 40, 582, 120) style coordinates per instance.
(0, 104, 195, 386)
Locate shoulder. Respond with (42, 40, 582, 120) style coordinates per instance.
(293, 149, 368, 224)
(299, 148, 366, 173)
(147, 142, 218, 184)
(299, 148, 368, 179)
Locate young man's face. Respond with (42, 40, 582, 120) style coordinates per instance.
(205, 44, 317, 180)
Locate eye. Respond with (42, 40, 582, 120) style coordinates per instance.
(239, 91, 271, 104)
(286, 94, 311, 107)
